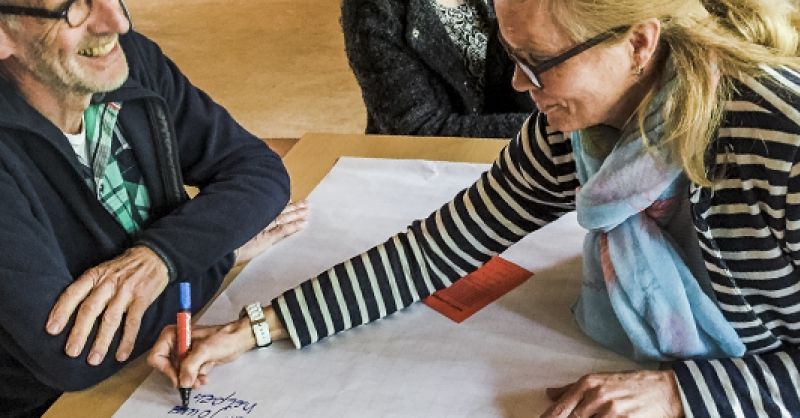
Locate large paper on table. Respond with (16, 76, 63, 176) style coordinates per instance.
(113, 157, 648, 418)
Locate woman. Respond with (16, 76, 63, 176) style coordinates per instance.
(150, 0, 800, 416)
(342, 0, 535, 137)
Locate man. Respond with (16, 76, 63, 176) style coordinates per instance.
(0, 0, 294, 415)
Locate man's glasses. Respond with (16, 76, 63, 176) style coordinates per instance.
(499, 26, 629, 89)
(0, 0, 132, 28)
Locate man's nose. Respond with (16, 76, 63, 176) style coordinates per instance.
(85, 0, 131, 34)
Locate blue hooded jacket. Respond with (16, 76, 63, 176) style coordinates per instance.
(0, 31, 289, 416)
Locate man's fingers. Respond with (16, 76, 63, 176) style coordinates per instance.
(268, 200, 309, 230)
(275, 209, 310, 232)
(46, 270, 99, 335)
(86, 294, 129, 365)
(283, 199, 308, 214)
(54, 246, 168, 363)
(267, 213, 308, 234)
(276, 202, 309, 221)
(235, 203, 310, 264)
(270, 218, 307, 241)
(116, 298, 148, 362)
(270, 200, 310, 239)
(64, 279, 118, 357)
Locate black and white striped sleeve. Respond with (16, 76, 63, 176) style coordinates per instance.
(673, 349, 800, 417)
(272, 114, 580, 347)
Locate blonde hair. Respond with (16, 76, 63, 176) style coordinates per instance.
(543, 0, 800, 185)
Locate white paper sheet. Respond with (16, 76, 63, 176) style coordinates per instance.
(114, 157, 648, 418)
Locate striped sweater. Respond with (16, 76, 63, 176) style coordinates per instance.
(272, 66, 800, 417)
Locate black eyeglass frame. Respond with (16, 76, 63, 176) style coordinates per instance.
(0, 0, 132, 28)
(499, 25, 630, 89)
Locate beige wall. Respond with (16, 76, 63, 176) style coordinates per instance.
(127, 0, 366, 139)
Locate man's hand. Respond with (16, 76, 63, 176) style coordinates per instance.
(235, 200, 309, 264)
(46, 246, 169, 365)
(541, 370, 684, 418)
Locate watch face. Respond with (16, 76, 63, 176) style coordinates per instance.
(243, 303, 271, 348)
(252, 321, 272, 348)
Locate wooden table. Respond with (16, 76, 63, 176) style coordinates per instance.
(44, 133, 507, 417)
(129, 1, 366, 139)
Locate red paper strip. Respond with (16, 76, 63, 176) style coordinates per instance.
(423, 256, 533, 323)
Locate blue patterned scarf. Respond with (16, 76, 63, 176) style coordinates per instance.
(570, 84, 745, 361)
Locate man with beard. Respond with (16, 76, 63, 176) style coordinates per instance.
(0, 0, 294, 415)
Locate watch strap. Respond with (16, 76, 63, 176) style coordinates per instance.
(242, 303, 272, 348)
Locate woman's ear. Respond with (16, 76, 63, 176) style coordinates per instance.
(627, 18, 661, 75)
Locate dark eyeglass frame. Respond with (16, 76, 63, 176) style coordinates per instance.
(499, 25, 630, 89)
(0, 0, 132, 28)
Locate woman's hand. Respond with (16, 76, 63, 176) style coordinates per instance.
(235, 200, 309, 264)
(541, 370, 683, 418)
(147, 317, 256, 389)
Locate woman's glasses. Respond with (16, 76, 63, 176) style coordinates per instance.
(499, 26, 629, 89)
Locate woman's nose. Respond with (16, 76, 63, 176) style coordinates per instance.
(511, 64, 535, 93)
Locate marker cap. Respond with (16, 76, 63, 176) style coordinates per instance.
(179, 282, 191, 311)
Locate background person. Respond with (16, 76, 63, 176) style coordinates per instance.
(342, 0, 534, 138)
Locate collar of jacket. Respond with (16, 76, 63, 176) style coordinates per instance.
(0, 68, 185, 213)
(0, 70, 173, 186)
(0, 70, 162, 141)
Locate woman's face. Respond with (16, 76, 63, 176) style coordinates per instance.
(496, 0, 642, 132)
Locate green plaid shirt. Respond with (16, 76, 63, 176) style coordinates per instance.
(80, 102, 151, 235)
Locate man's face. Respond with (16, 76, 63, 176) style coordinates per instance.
(4, 0, 131, 96)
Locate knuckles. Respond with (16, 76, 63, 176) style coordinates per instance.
(100, 310, 123, 325)
(575, 374, 600, 390)
(585, 385, 606, 402)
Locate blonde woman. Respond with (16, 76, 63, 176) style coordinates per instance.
(151, 0, 800, 416)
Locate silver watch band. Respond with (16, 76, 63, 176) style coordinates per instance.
(243, 303, 272, 348)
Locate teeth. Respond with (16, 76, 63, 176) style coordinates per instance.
(78, 40, 116, 57)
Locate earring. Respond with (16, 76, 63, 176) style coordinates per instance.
(633, 65, 644, 76)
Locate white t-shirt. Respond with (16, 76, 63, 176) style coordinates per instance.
(63, 117, 89, 166)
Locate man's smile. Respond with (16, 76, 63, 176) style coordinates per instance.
(77, 38, 117, 57)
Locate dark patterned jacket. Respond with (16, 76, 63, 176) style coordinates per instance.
(341, 0, 535, 138)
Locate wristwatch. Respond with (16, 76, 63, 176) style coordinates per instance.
(240, 303, 272, 348)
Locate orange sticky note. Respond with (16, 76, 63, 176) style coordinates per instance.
(423, 256, 533, 323)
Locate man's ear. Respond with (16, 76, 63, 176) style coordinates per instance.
(0, 24, 17, 60)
